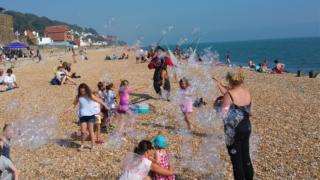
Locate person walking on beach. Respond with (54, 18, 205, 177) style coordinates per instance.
(213, 70, 254, 180)
(148, 46, 173, 101)
(64, 83, 108, 151)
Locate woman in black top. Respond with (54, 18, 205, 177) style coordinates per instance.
(213, 70, 254, 180)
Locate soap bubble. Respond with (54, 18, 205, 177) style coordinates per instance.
(12, 113, 58, 149)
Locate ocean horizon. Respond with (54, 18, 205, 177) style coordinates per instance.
(162, 37, 320, 73)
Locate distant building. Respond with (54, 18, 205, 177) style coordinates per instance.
(44, 25, 73, 42)
(0, 14, 14, 45)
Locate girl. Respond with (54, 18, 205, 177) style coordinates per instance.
(117, 80, 143, 132)
(213, 70, 254, 180)
(179, 78, 193, 130)
(152, 135, 175, 180)
(120, 140, 174, 180)
(103, 83, 116, 129)
(97, 81, 105, 100)
(92, 91, 104, 144)
(2, 124, 13, 159)
(64, 83, 108, 151)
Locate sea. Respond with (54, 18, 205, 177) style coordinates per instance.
(165, 37, 320, 73)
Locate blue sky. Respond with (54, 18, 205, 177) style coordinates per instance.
(1, 0, 320, 45)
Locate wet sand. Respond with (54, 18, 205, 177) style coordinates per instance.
(0, 48, 319, 179)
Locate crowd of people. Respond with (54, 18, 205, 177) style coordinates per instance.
(248, 59, 286, 74)
(1, 45, 258, 180)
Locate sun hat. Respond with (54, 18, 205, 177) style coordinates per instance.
(152, 135, 168, 149)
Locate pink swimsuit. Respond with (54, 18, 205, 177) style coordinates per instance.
(154, 151, 175, 180)
(118, 87, 133, 112)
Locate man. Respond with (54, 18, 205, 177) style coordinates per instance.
(148, 46, 173, 101)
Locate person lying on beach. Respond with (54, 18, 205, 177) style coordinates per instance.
(119, 140, 174, 180)
(55, 66, 77, 86)
(0, 138, 19, 180)
(3, 69, 18, 90)
(273, 60, 285, 74)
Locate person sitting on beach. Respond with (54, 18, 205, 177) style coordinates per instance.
(119, 140, 174, 180)
(62, 62, 80, 79)
(0, 138, 19, 180)
(0, 69, 5, 91)
(55, 66, 77, 86)
(3, 69, 18, 90)
(248, 59, 256, 69)
(273, 60, 285, 74)
(152, 134, 175, 180)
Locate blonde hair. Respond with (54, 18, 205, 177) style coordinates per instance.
(226, 69, 245, 87)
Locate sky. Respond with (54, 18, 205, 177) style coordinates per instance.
(1, 0, 320, 45)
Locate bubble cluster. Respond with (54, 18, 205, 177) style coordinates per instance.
(12, 113, 58, 149)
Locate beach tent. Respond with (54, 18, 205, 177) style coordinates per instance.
(3, 42, 29, 49)
(47, 42, 74, 47)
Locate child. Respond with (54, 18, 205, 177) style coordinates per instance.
(64, 83, 108, 151)
(3, 69, 18, 90)
(103, 83, 116, 131)
(56, 66, 76, 86)
(117, 80, 143, 131)
(92, 92, 104, 144)
(0, 138, 19, 180)
(97, 81, 105, 100)
(2, 124, 13, 159)
(152, 134, 175, 180)
(119, 140, 174, 180)
(179, 78, 193, 130)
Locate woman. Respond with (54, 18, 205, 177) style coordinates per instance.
(213, 70, 254, 180)
(64, 83, 108, 151)
(120, 140, 174, 180)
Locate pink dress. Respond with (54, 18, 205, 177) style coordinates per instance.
(118, 87, 133, 112)
(180, 87, 193, 113)
(154, 151, 175, 180)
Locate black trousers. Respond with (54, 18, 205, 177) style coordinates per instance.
(227, 123, 254, 180)
(153, 79, 170, 95)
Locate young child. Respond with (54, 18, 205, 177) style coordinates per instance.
(3, 69, 18, 90)
(97, 81, 105, 100)
(179, 78, 193, 130)
(152, 134, 175, 180)
(64, 83, 108, 151)
(103, 83, 117, 131)
(92, 92, 104, 144)
(2, 124, 13, 159)
(117, 80, 143, 131)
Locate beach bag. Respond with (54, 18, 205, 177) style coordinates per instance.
(50, 78, 60, 85)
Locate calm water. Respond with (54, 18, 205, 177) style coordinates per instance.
(168, 37, 320, 72)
